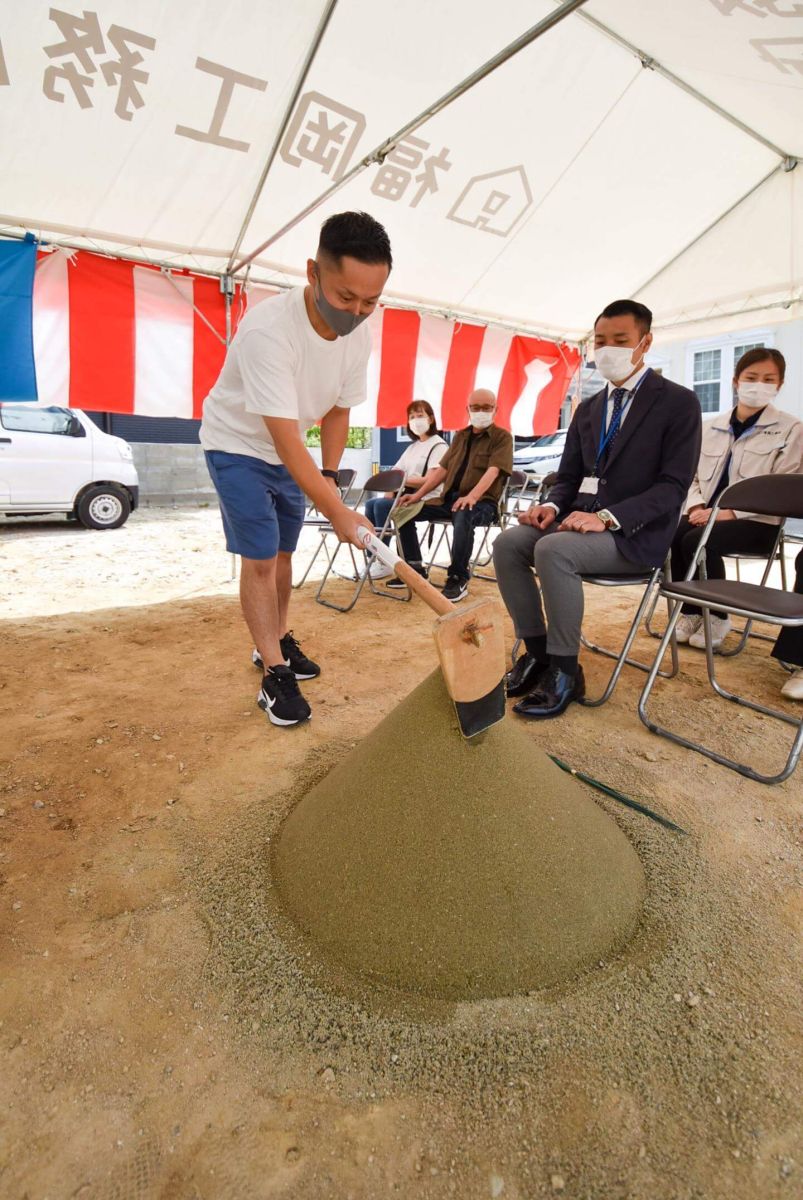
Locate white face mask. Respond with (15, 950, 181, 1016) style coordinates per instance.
(409, 416, 431, 436)
(736, 381, 778, 409)
(469, 410, 494, 429)
(594, 336, 646, 384)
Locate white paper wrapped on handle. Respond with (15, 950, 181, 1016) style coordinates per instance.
(360, 530, 401, 568)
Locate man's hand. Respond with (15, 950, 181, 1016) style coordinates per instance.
(395, 492, 420, 508)
(452, 493, 478, 512)
(687, 506, 711, 527)
(558, 511, 606, 534)
(519, 503, 556, 530)
(331, 503, 374, 547)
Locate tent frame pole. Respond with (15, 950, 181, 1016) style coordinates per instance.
(220, 274, 238, 583)
(575, 9, 792, 163)
(226, 0, 339, 272)
(229, 0, 590, 276)
(632, 162, 793, 301)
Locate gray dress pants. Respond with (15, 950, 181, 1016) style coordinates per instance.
(492, 523, 651, 657)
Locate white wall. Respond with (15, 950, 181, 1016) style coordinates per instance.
(652, 317, 803, 422)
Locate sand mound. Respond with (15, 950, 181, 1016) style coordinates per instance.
(273, 670, 646, 1000)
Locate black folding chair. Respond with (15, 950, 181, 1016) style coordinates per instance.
(314, 469, 409, 612)
(578, 557, 679, 707)
(425, 472, 523, 583)
(293, 468, 357, 589)
(638, 473, 803, 785)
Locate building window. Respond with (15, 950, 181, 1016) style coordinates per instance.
(733, 341, 764, 366)
(692, 348, 722, 414)
(687, 332, 770, 414)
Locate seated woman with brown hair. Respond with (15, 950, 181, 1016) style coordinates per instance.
(671, 347, 803, 649)
(364, 399, 448, 579)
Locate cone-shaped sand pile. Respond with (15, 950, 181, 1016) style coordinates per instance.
(274, 671, 646, 1000)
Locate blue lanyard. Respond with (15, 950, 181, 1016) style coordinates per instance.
(595, 369, 650, 472)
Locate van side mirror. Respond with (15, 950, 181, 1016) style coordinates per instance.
(69, 415, 86, 438)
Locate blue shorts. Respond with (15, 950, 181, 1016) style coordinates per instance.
(204, 450, 305, 560)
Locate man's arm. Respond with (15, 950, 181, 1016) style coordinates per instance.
(539, 414, 585, 516)
(396, 464, 448, 506)
(604, 395, 702, 538)
(264, 416, 371, 545)
(319, 404, 350, 474)
(452, 466, 500, 510)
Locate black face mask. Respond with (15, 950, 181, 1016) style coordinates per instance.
(312, 267, 370, 337)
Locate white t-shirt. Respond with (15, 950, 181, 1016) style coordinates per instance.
(200, 287, 371, 465)
(395, 435, 449, 499)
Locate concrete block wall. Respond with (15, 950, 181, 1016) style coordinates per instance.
(131, 444, 217, 506)
(131, 444, 375, 506)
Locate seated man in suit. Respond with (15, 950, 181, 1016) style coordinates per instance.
(493, 299, 702, 719)
(395, 388, 513, 603)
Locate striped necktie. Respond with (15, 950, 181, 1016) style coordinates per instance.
(604, 387, 627, 457)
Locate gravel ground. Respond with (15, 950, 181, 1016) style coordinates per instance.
(0, 507, 800, 1199)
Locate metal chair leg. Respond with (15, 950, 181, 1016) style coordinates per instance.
(639, 603, 803, 785)
(580, 574, 678, 707)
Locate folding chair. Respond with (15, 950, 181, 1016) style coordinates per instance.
(471, 471, 528, 581)
(638, 473, 803, 784)
(293, 468, 357, 588)
(717, 523, 788, 656)
(645, 513, 788, 655)
(314, 469, 408, 612)
(424, 472, 525, 583)
(578, 557, 679, 706)
(510, 557, 679, 707)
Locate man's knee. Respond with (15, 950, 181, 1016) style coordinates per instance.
(242, 554, 278, 578)
(493, 525, 535, 568)
(533, 531, 577, 575)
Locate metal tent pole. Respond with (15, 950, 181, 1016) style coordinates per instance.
(229, 0, 590, 276)
(632, 163, 792, 300)
(219, 275, 238, 584)
(226, 0, 339, 272)
(574, 8, 792, 162)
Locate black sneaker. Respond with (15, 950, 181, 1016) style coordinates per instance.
(442, 576, 468, 603)
(386, 564, 428, 590)
(252, 632, 320, 680)
(257, 666, 311, 726)
(280, 631, 321, 680)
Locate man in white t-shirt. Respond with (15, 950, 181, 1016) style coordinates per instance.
(200, 212, 391, 727)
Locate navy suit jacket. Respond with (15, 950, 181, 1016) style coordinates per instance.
(546, 370, 702, 567)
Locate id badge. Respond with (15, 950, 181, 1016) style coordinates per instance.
(580, 476, 599, 495)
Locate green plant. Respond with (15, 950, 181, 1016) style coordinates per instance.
(304, 426, 371, 450)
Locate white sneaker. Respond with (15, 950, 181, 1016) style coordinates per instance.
(369, 559, 393, 580)
(674, 614, 703, 644)
(689, 615, 732, 650)
(781, 669, 803, 701)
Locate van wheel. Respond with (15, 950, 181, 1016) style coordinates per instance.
(76, 485, 131, 530)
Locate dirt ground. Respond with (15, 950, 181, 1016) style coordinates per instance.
(1, 508, 801, 1200)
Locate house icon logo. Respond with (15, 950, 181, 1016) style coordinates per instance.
(447, 165, 533, 237)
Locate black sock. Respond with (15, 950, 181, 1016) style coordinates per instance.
(524, 635, 548, 663)
(550, 653, 578, 676)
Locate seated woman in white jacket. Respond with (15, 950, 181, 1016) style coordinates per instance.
(365, 399, 448, 580)
(671, 347, 803, 649)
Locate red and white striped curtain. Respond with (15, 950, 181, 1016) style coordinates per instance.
(32, 249, 580, 433)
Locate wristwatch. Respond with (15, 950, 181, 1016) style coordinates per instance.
(321, 468, 338, 480)
(597, 508, 618, 530)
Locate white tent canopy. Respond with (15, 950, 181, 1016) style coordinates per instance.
(2, 0, 801, 341)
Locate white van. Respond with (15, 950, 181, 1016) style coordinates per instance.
(0, 405, 139, 529)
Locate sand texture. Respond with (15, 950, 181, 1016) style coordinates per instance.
(3, 510, 801, 1199)
(273, 669, 646, 1000)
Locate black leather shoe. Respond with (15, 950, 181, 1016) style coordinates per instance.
(505, 652, 550, 698)
(512, 664, 586, 719)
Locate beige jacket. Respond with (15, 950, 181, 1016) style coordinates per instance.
(685, 402, 803, 525)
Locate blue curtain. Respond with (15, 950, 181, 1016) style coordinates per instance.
(0, 234, 38, 401)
